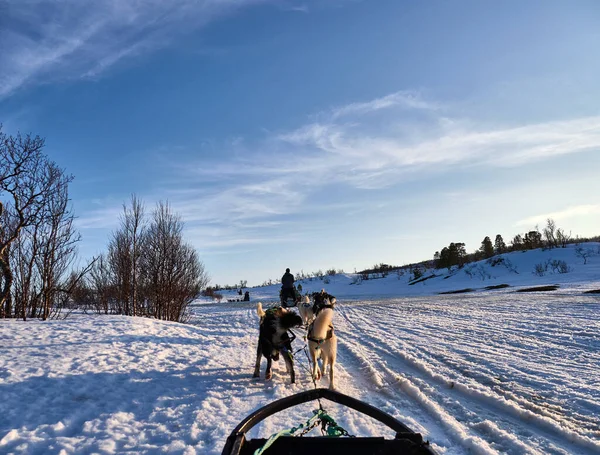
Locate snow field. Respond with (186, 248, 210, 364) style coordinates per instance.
(2, 290, 599, 454)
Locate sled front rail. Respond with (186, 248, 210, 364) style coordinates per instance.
(222, 388, 437, 455)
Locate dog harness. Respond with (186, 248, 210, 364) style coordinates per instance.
(312, 301, 335, 317)
(307, 324, 334, 349)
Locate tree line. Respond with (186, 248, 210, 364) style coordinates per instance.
(433, 219, 578, 270)
(1, 127, 208, 322)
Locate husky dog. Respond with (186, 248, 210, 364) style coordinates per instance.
(307, 298, 337, 389)
(253, 303, 302, 383)
(298, 295, 315, 325)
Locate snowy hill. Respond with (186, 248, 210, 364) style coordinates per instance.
(1, 243, 599, 454)
(231, 243, 600, 302)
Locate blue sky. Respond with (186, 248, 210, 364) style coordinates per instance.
(1, 0, 600, 286)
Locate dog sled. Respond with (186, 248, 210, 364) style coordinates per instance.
(279, 286, 301, 308)
(221, 388, 438, 455)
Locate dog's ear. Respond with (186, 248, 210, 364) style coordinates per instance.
(256, 302, 266, 319)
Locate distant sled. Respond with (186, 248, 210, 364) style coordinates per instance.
(222, 388, 438, 455)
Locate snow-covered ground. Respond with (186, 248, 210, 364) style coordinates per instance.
(1, 244, 600, 454)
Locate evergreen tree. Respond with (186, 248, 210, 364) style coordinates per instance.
(511, 234, 524, 251)
(494, 234, 507, 254)
(524, 231, 543, 250)
(480, 236, 494, 259)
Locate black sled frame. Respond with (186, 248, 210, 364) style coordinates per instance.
(222, 388, 438, 455)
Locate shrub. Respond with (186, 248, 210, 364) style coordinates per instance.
(487, 257, 504, 267)
(575, 246, 596, 265)
(549, 259, 571, 274)
(533, 263, 546, 276)
(202, 288, 216, 297)
(411, 266, 423, 281)
(534, 259, 571, 276)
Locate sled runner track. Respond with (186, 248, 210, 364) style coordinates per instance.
(343, 302, 600, 433)
(339, 300, 600, 433)
(335, 310, 517, 455)
(337, 336, 541, 455)
(335, 302, 600, 455)
(340, 324, 600, 454)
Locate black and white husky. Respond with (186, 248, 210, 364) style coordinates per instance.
(300, 290, 336, 326)
(253, 303, 302, 383)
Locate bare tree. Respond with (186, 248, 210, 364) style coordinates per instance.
(105, 195, 146, 316)
(123, 195, 145, 316)
(107, 229, 131, 315)
(556, 228, 571, 248)
(140, 201, 208, 322)
(575, 246, 595, 265)
(88, 254, 113, 314)
(1, 128, 77, 320)
(36, 175, 82, 320)
(543, 218, 558, 249)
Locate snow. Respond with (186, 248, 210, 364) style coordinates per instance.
(242, 243, 600, 300)
(1, 244, 600, 454)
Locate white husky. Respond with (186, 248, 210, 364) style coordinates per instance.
(298, 295, 315, 325)
(307, 299, 337, 389)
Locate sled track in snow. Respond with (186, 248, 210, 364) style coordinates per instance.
(198, 296, 599, 455)
(333, 297, 600, 455)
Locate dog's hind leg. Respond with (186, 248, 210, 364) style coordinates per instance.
(310, 346, 322, 381)
(328, 338, 337, 389)
(328, 359, 335, 390)
(253, 340, 262, 378)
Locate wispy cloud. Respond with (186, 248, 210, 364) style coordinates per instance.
(0, 0, 270, 98)
(515, 205, 600, 227)
(330, 90, 440, 119)
(199, 107, 599, 194)
(77, 90, 600, 252)
(74, 206, 123, 230)
(161, 91, 600, 232)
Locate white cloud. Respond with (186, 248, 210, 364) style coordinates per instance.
(272, 112, 600, 189)
(74, 206, 123, 230)
(0, 0, 270, 98)
(515, 205, 600, 227)
(330, 90, 440, 119)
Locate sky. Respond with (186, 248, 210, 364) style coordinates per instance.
(1, 0, 600, 287)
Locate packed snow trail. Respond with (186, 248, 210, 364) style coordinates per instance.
(333, 294, 600, 454)
(1, 292, 599, 454)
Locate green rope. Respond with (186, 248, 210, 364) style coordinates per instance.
(319, 412, 352, 437)
(253, 410, 322, 455)
(253, 409, 352, 455)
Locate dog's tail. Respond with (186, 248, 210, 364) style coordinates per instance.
(256, 302, 266, 319)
